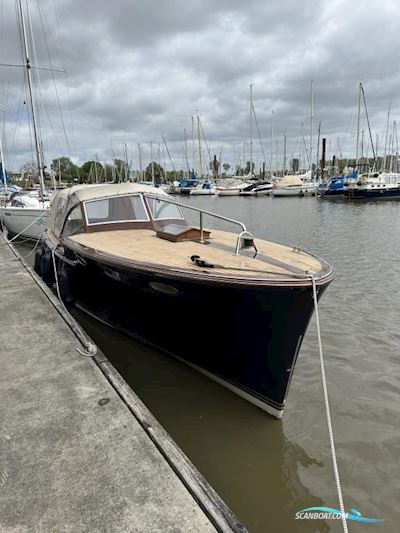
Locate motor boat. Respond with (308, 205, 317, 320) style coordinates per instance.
(35, 182, 334, 418)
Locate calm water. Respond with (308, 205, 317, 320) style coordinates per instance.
(19, 196, 400, 532)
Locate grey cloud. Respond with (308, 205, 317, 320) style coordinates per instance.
(1, 0, 399, 171)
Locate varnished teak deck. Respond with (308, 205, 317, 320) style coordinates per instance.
(69, 228, 323, 280)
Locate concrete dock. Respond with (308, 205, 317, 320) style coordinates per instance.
(0, 235, 246, 532)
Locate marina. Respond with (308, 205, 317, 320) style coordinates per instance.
(1, 0, 399, 531)
(7, 194, 399, 532)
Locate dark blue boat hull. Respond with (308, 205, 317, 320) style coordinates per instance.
(344, 187, 400, 199)
(44, 249, 328, 417)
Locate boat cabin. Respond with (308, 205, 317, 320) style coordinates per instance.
(49, 183, 200, 240)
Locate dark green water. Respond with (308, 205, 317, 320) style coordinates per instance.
(18, 196, 400, 532)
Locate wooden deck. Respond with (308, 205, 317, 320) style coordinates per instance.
(69, 228, 324, 280)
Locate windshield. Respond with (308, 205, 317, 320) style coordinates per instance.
(146, 197, 184, 220)
(85, 195, 149, 225)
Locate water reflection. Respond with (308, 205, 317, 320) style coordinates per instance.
(74, 309, 330, 532)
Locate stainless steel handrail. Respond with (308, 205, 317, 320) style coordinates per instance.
(144, 192, 257, 256)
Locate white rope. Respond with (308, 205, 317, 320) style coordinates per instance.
(51, 247, 97, 358)
(311, 276, 348, 533)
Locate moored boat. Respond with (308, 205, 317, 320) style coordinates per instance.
(272, 175, 319, 197)
(216, 179, 252, 196)
(35, 182, 334, 418)
(344, 171, 400, 199)
(239, 181, 273, 196)
(0, 0, 52, 239)
(318, 171, 358, 198)
(0, 190, 50, 238)
(178, 177, 198, 194)
(190, 181, 216, 195)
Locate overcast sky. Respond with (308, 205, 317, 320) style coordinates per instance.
(1, 0, 399, 172)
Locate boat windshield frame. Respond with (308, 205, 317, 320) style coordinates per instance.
(145, 195, 185, 221)
(83, 193, 150, 226)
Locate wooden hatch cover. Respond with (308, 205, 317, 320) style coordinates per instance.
(156, 224, 211, 243)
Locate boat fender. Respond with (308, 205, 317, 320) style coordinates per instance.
(58, 265, 75, 306)
(40, 250, 55, 285)
(190, 255, 215, 268)
(34, 247, 45, 276)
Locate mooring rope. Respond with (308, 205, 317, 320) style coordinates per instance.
(311, 276, 348, 533)
(51, 247, 97, 358)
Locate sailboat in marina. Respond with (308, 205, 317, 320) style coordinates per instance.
(183, 113, 216, 195)
(0, 0, 51, 239)
(272, 82, 319, 197)
(344, 83, 400, 200)
(216, 84, 261, 196)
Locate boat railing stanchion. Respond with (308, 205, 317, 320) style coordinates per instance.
(199, 211, 204, 243)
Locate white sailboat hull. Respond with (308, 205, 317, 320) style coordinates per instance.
(272, 183, 319, 197)
(190, 187, 216, 195)
(0, 206, 49, 238)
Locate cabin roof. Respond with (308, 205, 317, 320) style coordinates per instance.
(277, 175, 304, 186)
(49, 182, 169, 238)
(53, 182, 166, 204)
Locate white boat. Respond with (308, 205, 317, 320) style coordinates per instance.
(0, 0, 50, 239)
(159, 181, 180, 194)
(0, 197, 50, 238)
(239, 181, 273, 196)
(216, 179, 252, 196)
(190, 182, 216, 195)
(272, 176, 319, 197)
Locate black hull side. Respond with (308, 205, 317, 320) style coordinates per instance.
(344, 188, 400, 200)
(47, 248, 326, 417)
(318, 189, 344, 198)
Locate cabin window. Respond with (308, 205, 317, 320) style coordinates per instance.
(146, 197, 184, 220)
(63, 205, 85, 236)
(85, 195, 149, 225)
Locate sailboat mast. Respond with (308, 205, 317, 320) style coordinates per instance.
(249, 83, 253, 178)
(283, 133, 286, 175)
(138, 143, 143, 181)
(150, 141, 155, 185)
(0, 135, 8, 198)
(310, 80, 314, 176)
(196, 111, 203, 177)
(270, 110, 274, 172)
(58, 158, 62, 186)
(355, 82, 362, 168)
(184, 128, 190, 178)
(315, 121, 321, 180)
(17, 0, 45, 201)
(384, 100, 391, 171)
